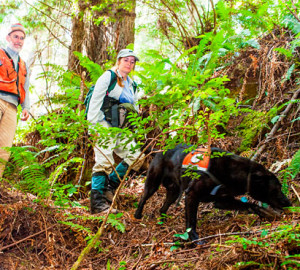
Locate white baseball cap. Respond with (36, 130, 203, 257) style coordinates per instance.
(117, 49, 139, 61)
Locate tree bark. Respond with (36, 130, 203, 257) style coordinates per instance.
(84, 0, 136, 67)
(68, 1, 85, 73)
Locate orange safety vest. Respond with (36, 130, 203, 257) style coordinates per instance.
(182, 148, 210, 172)
(0, 48, 27, 104)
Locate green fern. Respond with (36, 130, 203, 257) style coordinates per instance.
(279, 150, 300, 195)
(288, 149, 300, 179)
(106, 213, 126, 233)
(6, 146, 81, 207)
(59, 220, 93, 235)
(73, 51, 103, 83)
(282, 14, 300, 34)
(61, 213, 126, 236)
(6, 146, 49, 197)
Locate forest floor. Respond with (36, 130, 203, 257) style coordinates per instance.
(0, 174, 299, 270)
(0, 176, 299, 270)
(0, 28, 300, 269)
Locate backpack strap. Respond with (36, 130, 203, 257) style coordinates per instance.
(107, 70, 117, 94)
(132, 81, 137, 93)
(107, 69, 137, 94)
(85, 70, 119, 118)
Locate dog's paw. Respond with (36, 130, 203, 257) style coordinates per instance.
(134, 211, 143, 219)
(193, 239, 206, 245)
(189, 231, 205, 245)
(134, 214, 142, 219)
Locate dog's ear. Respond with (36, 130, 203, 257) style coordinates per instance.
(249, 168, 270, 201)
(251, 171, 291, 209)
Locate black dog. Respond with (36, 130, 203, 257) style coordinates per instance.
(134, 144, 291, 243)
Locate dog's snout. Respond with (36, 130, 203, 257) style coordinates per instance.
(270, 194, 291, 210)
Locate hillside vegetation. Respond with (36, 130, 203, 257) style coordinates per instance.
(0, 0, 299, 269)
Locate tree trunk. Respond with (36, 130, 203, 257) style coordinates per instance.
(84, 0, 136, 66)
(68, 1, 85, 73)
(68, 0, 136, 71)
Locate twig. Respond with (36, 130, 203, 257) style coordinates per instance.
(284, 0, 300, 23)
(0, 225, 56, 252)
(36, 0, 72, 16)
(24, 0, 70, 32)
(129, 245, 144, 270)
(71, 142, 139, 270)
(139, 226, 290, 247)
(42, 22, 69, 49)
(291, 184, 300, 203)
(146, 256, 200, 267)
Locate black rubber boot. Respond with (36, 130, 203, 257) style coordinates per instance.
(103, 186, 115, 203)
(104, 161, 129, 203)
(90, 189, 111, 214)
(91, 172, 112, 204)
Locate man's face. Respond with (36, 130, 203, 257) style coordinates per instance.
(6, 31, 25, 52)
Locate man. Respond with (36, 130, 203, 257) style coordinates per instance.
(0, 23, 30, 178)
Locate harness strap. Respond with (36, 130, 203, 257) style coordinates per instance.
(182, 148, 223, 195)
(182, 149, 254, 198)
(111, 104, 119, 127)
(205, 171, 222, 186)
(210, 184, 222, 196)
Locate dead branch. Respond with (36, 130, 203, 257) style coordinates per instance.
(0, 225, 56, 252)
(284, 0, 300, 23)
(41, 22, 69, 49)
(291, 184, 300, 203)
(189, 0, 205, 34)
(251, 88, 300, 161)
(24, 0, 70, 33)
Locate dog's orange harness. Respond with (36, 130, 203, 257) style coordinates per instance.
(182, 148, 210, 172)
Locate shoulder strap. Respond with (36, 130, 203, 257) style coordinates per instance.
(2, 49, 16, 70)
(84, 70, 118, 117)
(84, 85, 94, 106)
(106, 70, 138, 94)
(132, 81, 137, 93)
(107, 70, 117, 94)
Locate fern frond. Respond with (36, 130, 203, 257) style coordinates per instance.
(288, 150, 300, 179)
(73, 52, 103, 83)
(7, 146, 49, 197)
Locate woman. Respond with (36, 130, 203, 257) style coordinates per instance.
(87, 49, 144, 214)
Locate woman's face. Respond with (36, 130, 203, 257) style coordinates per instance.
(118, 56, 136, 77)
